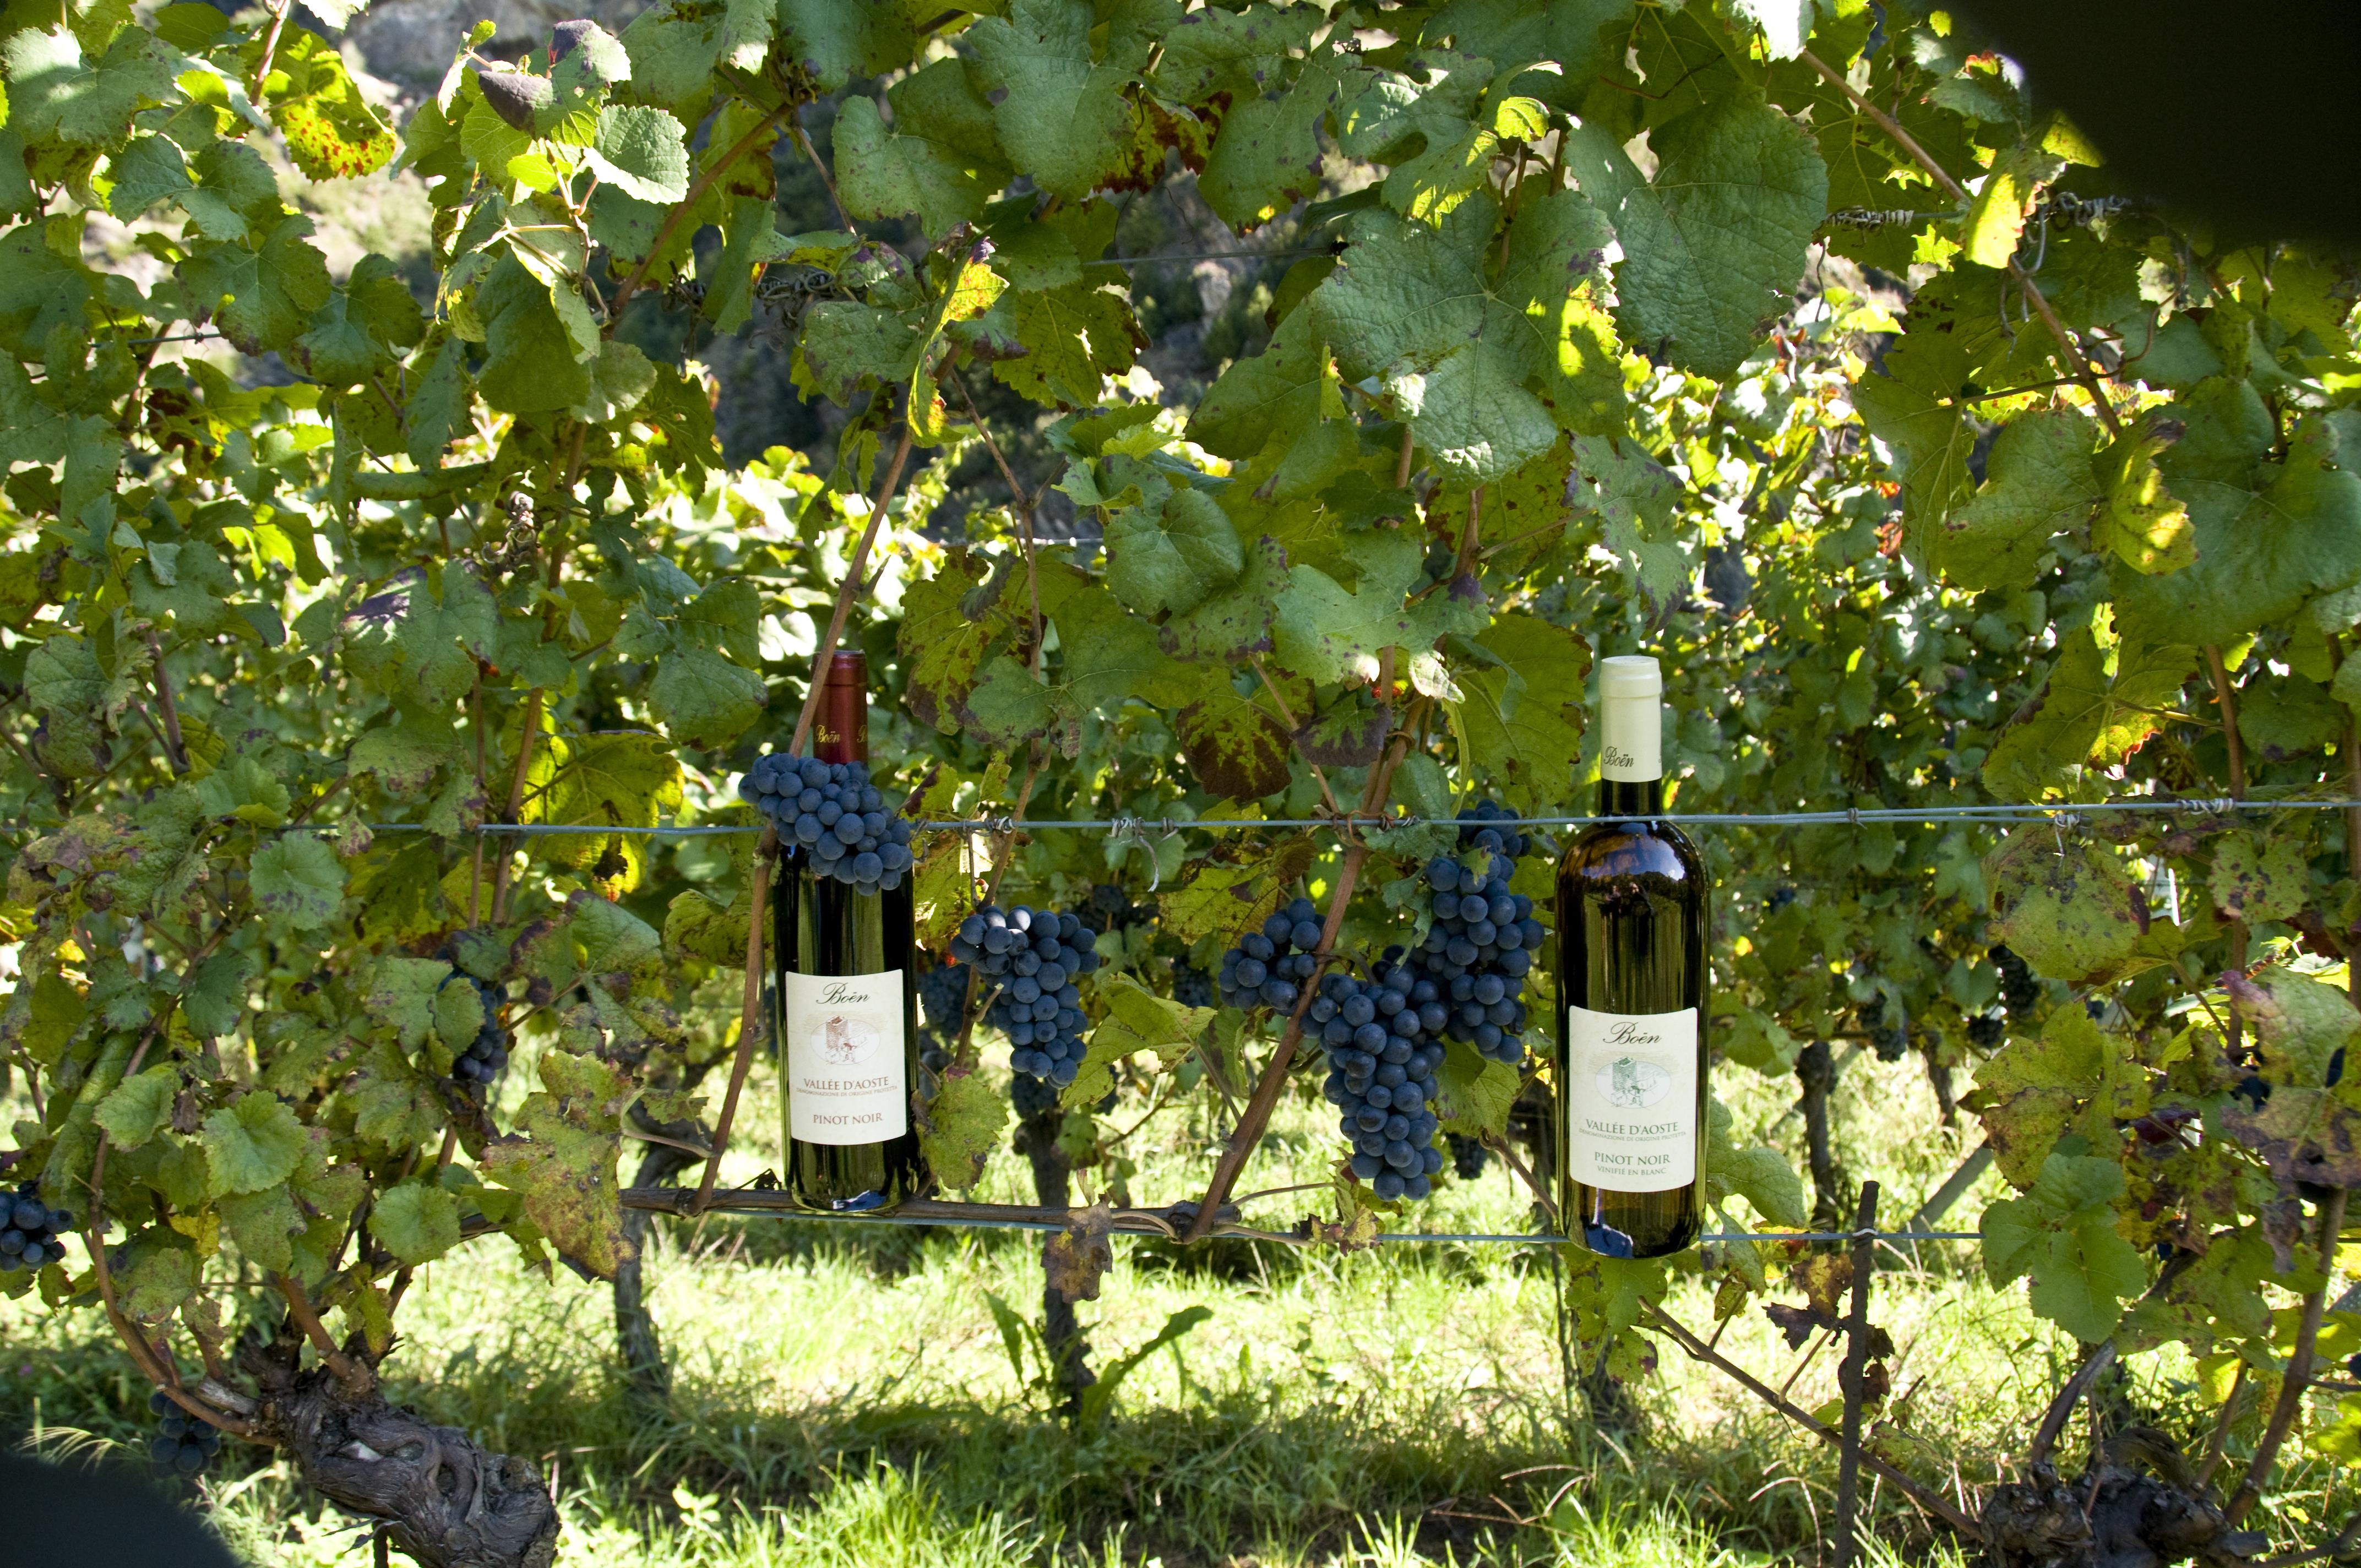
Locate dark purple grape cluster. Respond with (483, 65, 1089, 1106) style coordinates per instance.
(453, 977, 509, 1086)
(949, 905, 1101, 1085)
(1218, 896, 1324, 1011)
(146, 1390, 220, 1476)
(1991, 944, 2040, 1015)
(1863, 994, 1909, 1062)
(915, 957, 971, 1072)
(1965, 1012, 2004, 1049)
(0, 1181, 70, 1273)
(1171, 957, 1214, 1009)
(1309, 955, 1445, 1200)
(1446, 1131, 1487, 1180)
(739, 754, 915, 893)
(1084, 882, 1152, 933)
(1405, 804, 1542, 1066)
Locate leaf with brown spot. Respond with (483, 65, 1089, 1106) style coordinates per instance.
(2222, 1086, 2361, 1196)
(1984, 828, 2152, 986)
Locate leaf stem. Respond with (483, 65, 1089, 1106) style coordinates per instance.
(787, 113, 851, 232)
(275, 1275, 372, 1391)
(145, 630, 189, 775)
(1250, 654, 1340, 817)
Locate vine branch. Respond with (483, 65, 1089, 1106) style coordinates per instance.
(1796, 48, 2123, 438)
(788, 418, 918, 756)
(693, 826, 775, 1214)
(2226, 1187, 2348, 1524)
(1639, 1300, 1980, 1537)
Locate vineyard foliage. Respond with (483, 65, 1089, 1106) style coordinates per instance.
(2, 0, 2360, 1549)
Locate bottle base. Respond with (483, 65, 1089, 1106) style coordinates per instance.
(1573, 1218, 1699, 1259)
(791, 1185, 908, 1215)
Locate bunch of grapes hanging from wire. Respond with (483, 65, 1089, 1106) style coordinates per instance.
(739, 754, 915, 892)
(1408, 803, 1544, 1066)
(948, 905, 1103, 1087)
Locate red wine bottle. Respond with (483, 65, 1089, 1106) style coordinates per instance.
(1556, 655, 1708, 1257)
(774, 650, 925, 1212)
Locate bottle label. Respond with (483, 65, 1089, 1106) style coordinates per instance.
(1564, 1004, 1697, 1191)
(784, 970, 907, 1145)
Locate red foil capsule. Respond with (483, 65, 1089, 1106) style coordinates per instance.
(813, 650, 868, 765)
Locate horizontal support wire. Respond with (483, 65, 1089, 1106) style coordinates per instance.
(341, 797, 2361, 839)
(619, 1189, 1978, 1246)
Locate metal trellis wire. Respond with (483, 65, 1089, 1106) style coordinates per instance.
(341, 796, 2361, 838)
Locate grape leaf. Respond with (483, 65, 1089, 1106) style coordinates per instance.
(835, 61, 1010, 239)
(899, 551, 1020, 732)
(776, 0, 913, 91)
(1312, 189, 1617, 483)
(587, 105, 690, 203)
(1188, 309, 1340, 460)
(220, 1186, 306, 1272)
(249, 836, 347, 929)
(1984, 827, 2151, 986)
(964, 0, 1149, 202)
(1981, 626, 2195, 799)
(2210, 832, 2310, 924)
(2090, 416, 2196, 575)
(472, 253, 592, 415)
(201, 1093, 309, 1195)
(1456, 613, 1591, 810)
(93, 1063, 181, 1152)
(1068, 973, 1216, 1109)
(480, 1046, 636, 1280)
(647, 647, 769, 749)
(370, 1179, 462, 1266)
(1431, 1038, 1519, 1138)
(915, 1067, 1007, 1193)
(1982, 1152, 2147, 1343)
(1608, 91, 1828, 380)
(178, 217, 334, 355)
(2115, 409, 2361, 649)
(1173, 668, 1294, 802)
(1105, 486, 1244, 617)
(1963, 1004, 2148, 1188)
(366, 956, 452, 1050)
(1042, 1201, 1116, 1303)
(1273, 531, 1488, 687)
(1706, 1099, 1808, 1228)
(4, 26, 183, 146)
(1933, 410, 2100, 591)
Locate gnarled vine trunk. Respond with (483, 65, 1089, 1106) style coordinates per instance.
(1014, 1088, 1094, 1412)
(243, 1337, 559, 1568)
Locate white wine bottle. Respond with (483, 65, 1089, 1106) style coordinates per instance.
(772, 650, 924, 1212)
(1555, 655, 1707, 1257)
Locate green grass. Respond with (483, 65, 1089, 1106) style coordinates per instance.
(7, 1048, 2354, 1565)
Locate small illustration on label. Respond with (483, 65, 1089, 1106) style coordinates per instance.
(1598, 1055, 1671, 1110)
(820, 1014, 880, 1067)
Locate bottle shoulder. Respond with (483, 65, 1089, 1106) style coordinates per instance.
(1556, 820, 1706, 883)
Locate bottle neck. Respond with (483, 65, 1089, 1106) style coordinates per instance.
(1597, 777, 1664, 818)
(813, 655, 868, 765)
